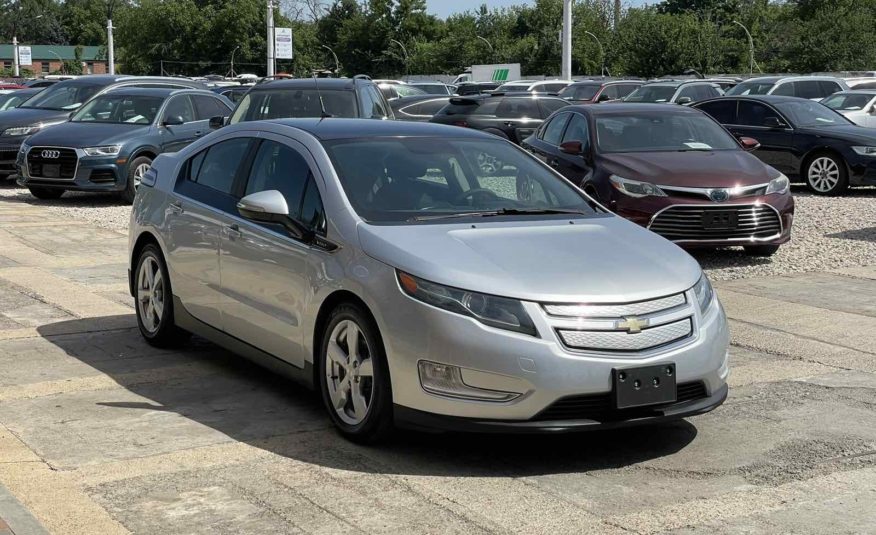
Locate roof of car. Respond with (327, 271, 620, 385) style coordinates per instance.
(100, 87, 211, 97)
(692, 95, 803, 106)
(833, 89, 876, 95)
(576, 102, 704, 116)
(260, 118, 495, 141)
(567, 80, 643, 87)
(251, 78, 359, 90)
(740, 75, 842, 84)
(643, 80, 714, 88)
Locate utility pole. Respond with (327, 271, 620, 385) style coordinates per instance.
(561, 0, 572, 79)
(390, 39, 409, 79)
(230, 45, 240, 78)
(106, 0, 117, 75)
(733, 20, 754, 77)
(321, 45, 339, 75)
(266, 0, 275, 77)
(476, 35, 494, 61)
(12, 36, 19, 77)
(584, 31, 605, 77)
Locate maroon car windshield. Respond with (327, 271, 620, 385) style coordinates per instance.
(596, 113, 740, 153)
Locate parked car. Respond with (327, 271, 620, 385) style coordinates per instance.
(625, 80, 722, 105)
(725, 76, 848, 100)
(128, 118, 729, 441)
(430, 94, 569, 146)
(0, 83, 25, 94)
(495, 79, 573, 95)
(377, 82, 427, 100)
(21, 79, 58, 89)
(220, 77, 393, 125)
(455, 81, 501, 95)
(0, 75, 206, 179)
(693, 95, 876, 195)
(212, 85, 250, 104)
(558, 80, 644, 104)
(409, 82, 455, 95)
(16, 88, 231, 202)
(0, 88, 43, 112)
(522, 103, 794, 256)
(389, 95, 451, 122)
(850, 81, 876, 91)
(821, 90, 876, 127)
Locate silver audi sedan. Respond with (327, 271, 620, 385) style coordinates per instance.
(128, 119, 730, 441)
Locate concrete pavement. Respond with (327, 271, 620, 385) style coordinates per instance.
(0, 195, 875, 534)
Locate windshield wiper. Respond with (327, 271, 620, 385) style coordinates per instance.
(408, 208, 589, 222)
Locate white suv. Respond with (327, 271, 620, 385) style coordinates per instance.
(726, 76, 848, 100)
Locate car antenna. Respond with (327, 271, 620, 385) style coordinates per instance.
(312, 71, 332, 120)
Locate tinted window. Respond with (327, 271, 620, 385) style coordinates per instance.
(819, 81, 842, 98)
(496, 98, 539, 118)
(601, 85, 621, 100)
(822, 93, 874, 111)
(542, 83, 567, 93)
(562, 114, 589, 149)
(726, 81, 776, 96)
(696, 100, 736, 124)
(230, 89, 357, 123)
(696, 85, 721, 100)
(595, 112, 739, 153)
(413, 99, 449, 115)
(771, 82, 795, 96)
(539, 113, 570, 145)
(677, 85, 698, 101)
(367, 86, 390, 118)
(195, 137, 251, 194)
(537, 98, 569, 118)
(617, 84, 641, 98)
(736, 101, 778, 127)
(300, 179, 326, 233)
(625, 85, 677, 103)
(192, 95, 230, 120)
(245, 140, 310, 220)
(163, 95, 195, 123)
(795, 81, 823, 100)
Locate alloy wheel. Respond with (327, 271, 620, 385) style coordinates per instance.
(133, 163, 151, 188)
(136, 256, 165, 334)
(325, 319, 374, 425)
(808, 156, 840, 193)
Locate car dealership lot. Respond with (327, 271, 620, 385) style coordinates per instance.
(0, 188, 874, 534)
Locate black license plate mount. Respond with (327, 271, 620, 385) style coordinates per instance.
(613, 363, 677, 409)
(702, 210, 738, 230)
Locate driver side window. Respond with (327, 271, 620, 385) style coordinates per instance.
(162, 95, 195, 123)
(561, 114, 589, 149)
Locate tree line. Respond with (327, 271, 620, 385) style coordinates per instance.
(2, 0, 875, 79)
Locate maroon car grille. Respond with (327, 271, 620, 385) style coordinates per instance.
(27, 147, 78, 179)
(649, 204, 781, 242)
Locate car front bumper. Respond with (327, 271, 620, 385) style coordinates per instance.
(16, 148, 127, 192)
(0, 136, 27, 176)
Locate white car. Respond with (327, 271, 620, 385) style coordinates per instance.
(726, 76, 848, 100)
(821, 90, 876, 127)
(496, 80, 574, 94)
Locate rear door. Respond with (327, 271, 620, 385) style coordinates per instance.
(495, 97, 542, 143)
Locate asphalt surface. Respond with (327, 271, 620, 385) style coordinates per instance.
(0, 191, 875, 534)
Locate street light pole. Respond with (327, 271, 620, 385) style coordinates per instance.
(584, 31, 605, 77)
(390, 38, 409, 79)
(732, 20, 754, 77)
(230, 45, 240, 78)
(321, 45, 339, 75)
(266, 0, 275, 77)
(13, 36, 19, 77)
(476, 35, 493, 60)
(561, 0, 572, 79)
(49, 50, 64, 74)
(107, 1, 116, 75)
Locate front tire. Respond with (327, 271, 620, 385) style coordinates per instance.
(744, 244, 780, 257)
(121, 156, 152, 204)
(805, 153, 848, 195)
(318, 303, 393, 443)
(134, 244, 188, 347)
(28, 186, 64, 200)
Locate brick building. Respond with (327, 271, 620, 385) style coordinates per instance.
(0, 45, 107, 75)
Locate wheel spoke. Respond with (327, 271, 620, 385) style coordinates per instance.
(357, 358, 373, 378)
(351, 388, 368, 419)
(153, 269, 163, 292)
(152, 297, 163, 320)
(327, 341, 347, 367)
(345, 323, 359, 359)
(145, 262, 155, 287)
(333, 376, 351, 410)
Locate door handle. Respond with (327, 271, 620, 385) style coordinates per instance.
(503, 121, 516, 127)
(224, 223, 241, 239)
(194, 131, 203, 137)
(549, 159, 560, 168)
(169, 201, 183, 214)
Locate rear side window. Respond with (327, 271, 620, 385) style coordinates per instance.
(496, 98, 539, 118)
(537, 98, 569, 117)
(818, 81, 842, 97)
(617, 84, 640, 98)
(772, 82, 795, 96)
(795, 81, 823, 99)
(539, 113, 570, 145)
(696, 100, 736, 124)
(192, 95, 230, 120)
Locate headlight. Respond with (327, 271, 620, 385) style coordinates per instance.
(83, 145, 122, 157)
(852, 146, 876, 156)
(765, 173, 789, 195)
(692, 274, 714, 314)
(2, 125, 41, 137)
(609, 174, 667, 198)
(397, 271, 538, 337)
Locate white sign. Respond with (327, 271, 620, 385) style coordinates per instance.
(275, 28, 293, 60)
(18, 46, 32, 66)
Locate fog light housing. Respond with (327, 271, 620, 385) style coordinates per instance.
(418, 361, 520, 402)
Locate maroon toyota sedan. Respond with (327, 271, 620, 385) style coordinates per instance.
(522, 103, 794, 256)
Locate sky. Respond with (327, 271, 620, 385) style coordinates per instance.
(425, 0, 650, 19)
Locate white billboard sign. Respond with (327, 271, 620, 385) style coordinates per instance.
(275, 28, 293, 60)
(18, 46, 32, 66)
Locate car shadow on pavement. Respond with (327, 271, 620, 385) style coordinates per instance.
(827, 227, 876, 243)
(36, 315, 699, 477)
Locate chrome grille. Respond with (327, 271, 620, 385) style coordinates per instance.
(544, 293, 686, 318)
(558, 319, 692, 352)
(26, 147, 78, 180)
(648, 204, 781, 242)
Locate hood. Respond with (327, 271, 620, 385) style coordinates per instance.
(599, 150, 775, 187)
(0, 107, 68, 129)
(797, 124, 876, 144)
(24, 121, 150, 148)
(358, 215, 701, 303)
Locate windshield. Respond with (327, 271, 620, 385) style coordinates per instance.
(393, 85, 427, 97)
(497, 83, 529, 92)
(323, 137, 596, 223)
(725, 81, 775, 96)
(413, 84, 448, 95)
(821, 93, 874, 112)
(624, 86, 677, 103)
(0, 92, 32, 111)
(560, 84, 599, 100)
(774, 100, 849, 127)
(596, 112, 740, 153)
(20, 82, 102, 111)
(230, 89, 357, 123)
(71, 94, 164, 124)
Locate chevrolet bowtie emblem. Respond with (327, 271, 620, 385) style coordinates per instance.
(617, 316, 647, 333)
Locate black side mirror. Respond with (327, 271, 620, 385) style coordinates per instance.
(209, 115, 228, 130)
(597, 93, 611, 102)
(162, 115, 184, 127)
(764, 116, 785, 128)
(676, 96, 692, 105)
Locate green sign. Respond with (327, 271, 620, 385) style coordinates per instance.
(491, 68, 510, 81)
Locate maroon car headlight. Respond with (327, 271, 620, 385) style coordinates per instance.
(765, 174, 790, 195)
(609, 174, 667, 198)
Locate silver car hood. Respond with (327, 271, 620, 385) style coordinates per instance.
(357, 215, 702, 303)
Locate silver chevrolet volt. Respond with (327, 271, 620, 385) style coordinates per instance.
(128, 119, 730, 441)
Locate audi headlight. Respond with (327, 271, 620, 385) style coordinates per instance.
(852, 146, 876, 156)
(398, 271, 538, 337)
(2, 125, 41, 137)
(765, 173, 790, 195)
(692, 274, 714, 314)
(609, 174, 667, 198)
(83, 145, 122, 157)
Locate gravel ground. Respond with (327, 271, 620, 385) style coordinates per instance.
(1, 181, 873, 281)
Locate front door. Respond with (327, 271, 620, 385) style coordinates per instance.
(158, 95, 204, 153)
(219, 136, 328, 368)
(556, 113, 594, 187)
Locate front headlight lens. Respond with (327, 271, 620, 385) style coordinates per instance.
(765, 173, 790, 195)
(83, 145, 122, 157)
(692, 274, 714, 314)
(398, 271, 538, 337)
(609, 174, 667, 198)
(852, 146, 876, 156)
(2, 125, 41, 137)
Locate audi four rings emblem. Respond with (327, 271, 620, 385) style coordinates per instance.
(40, 150, 60, 159)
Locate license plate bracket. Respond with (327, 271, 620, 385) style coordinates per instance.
(612, 363, 677, 409)
(702, 210, 738, 230)
(41, 164, 61, 178)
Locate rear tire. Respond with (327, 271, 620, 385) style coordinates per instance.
(121, 156, 152, 204)
(28, 186, 64, 200)
(744, 244, 780, 257)
(318, 303, 393, 443)
(134, 244, 189, 347)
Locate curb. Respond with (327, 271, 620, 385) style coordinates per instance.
(0, 483, 49, 535)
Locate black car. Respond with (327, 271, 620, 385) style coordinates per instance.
(0, 88, 43, 112)
(211, 85, 250, 104)
(409, 82, 455, 95)
(0, 75, 207, 178)
(221, 77, 393, 125)
(390, 95, 451, 122)
(693, 95, 876, 194)
(455, 81, 501, 96)
(430, 94, 569, 144)
(558, 80, 644, 104)
(22, 79, 59, 88)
